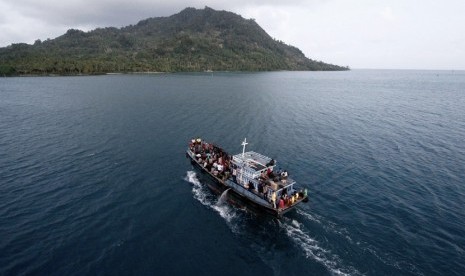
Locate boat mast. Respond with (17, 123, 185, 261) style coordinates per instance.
(241, 138, 248, 158)
(239, 138, 248, 185)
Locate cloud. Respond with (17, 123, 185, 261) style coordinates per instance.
(1, 0, 465, 69)
(0, 0, 319, 45)
(0, 0, 324, 47)
(0, 1, 63, 45)
(381, 7, 395, 21)
(2, 0, 314, 27)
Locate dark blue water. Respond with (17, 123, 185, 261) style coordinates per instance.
(1, 70, 464, 275)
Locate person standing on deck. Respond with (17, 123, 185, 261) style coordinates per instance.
(232, 167, 237, 182)
(271, 191, 277, 208)
(278, 198, 285, 209)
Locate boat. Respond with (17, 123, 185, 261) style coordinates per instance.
(186, 138, 308, 217)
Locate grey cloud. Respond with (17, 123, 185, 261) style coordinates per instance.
(3, 0, 314, 28)
(2, 0, 464, 69)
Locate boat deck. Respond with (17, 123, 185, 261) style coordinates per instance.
(266, 177, 295, 191)
(232, 151, 272, 172)
(187, 138, 308, 217)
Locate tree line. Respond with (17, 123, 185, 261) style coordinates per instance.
(0, 7, 349, 76)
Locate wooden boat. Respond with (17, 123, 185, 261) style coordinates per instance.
(186, 138, 308, 217)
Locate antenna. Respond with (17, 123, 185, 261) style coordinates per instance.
(241, 138, 248, 158)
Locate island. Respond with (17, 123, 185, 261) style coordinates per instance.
(0, 7, 349, 76)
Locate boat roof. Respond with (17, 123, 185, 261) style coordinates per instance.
(232, 151, 273, 172)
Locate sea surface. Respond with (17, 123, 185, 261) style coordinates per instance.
(1, 70, 464, 276)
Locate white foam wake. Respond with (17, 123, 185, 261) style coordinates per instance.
(297, 209, 352, 242)
(185, 170, 209, 206)
(296, 209, 423, 274)
(184, 171, 239, 228)
(281, 219, 361, 276)
(296, 208, 321, 223)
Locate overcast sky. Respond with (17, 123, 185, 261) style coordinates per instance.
(1, 0, 464, 70)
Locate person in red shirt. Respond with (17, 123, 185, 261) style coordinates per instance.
(278, 198, 285, 209)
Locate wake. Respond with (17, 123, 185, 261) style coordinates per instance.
(280, 218, 361, 276)
(292, 208, 422, 275)
(184, 171, 361, 275)
(184, 171, 239, 227)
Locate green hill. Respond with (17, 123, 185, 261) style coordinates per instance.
(0, 7, 348, 76)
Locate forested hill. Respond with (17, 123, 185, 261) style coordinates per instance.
(0, 7, 349, 76)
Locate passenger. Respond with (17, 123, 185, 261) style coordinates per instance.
(232, 167, 237, 181)
(248, 181, 254, 191)
(263, 184, 268, 195)
(269, 170, 275, 178)
(271, 192, 277, 208)
(278, 198, 285, 209)
(189, 139, 195, 150)
(267, 168, 272, 176)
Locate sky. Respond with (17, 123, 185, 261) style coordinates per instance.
(1, 0, 464, 70)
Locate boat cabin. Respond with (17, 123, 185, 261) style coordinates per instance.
(231, 149, 297, 200)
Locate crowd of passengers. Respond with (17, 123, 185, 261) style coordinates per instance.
(243, 167, 304, 209)
(189, 138, 307, 210)
(190, 138, 231, 181)
(243, 181, 303, 209)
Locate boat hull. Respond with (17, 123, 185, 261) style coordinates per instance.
(186, 150, 302, 217)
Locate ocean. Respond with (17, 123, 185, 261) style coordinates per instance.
(1, 70, 464, 275)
